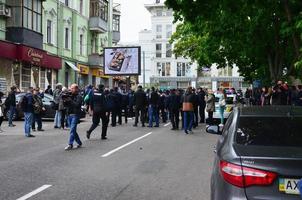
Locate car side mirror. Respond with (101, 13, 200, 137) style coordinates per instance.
(206, 125, 221, 135)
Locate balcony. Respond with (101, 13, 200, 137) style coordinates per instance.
(89, 0, 109, 33)
(89, 17, 108, 33)
(112, 31, 120, 43)
(88, 54, 104, 67)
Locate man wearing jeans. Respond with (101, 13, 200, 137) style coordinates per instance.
(21, 87, 35, 137)
(148, 87, 159, 128)
(7, 86, 17, 127)
(53, 83, 62, 128)
(63, 84, 83, 151)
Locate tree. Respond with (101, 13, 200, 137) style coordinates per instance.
(165, 0, 302, 83)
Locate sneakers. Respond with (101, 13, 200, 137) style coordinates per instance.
(64, 145, 73, 151)
(101, 136, 107, 140)
(9, 124, 16, 127)
(38, 129, 45, 132)
(26, 134, 35, 138)
(75, 144, 82, 149)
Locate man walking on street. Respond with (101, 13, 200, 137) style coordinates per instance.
(53, 83, 63, 128)
(6, 86, 17, 127)
(86, 84, 109, 140)
(148, 87, 160, 128)
(20, 87, 35, 137)
(133, 85, 147, 127)
(63, 84, 83, 150)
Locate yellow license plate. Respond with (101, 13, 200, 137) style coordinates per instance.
(279, 178, 300, 195)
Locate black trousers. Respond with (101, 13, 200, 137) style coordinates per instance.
(111, 108, 120, 126)
(193, 108, 199, 127)
(88, 112, 109, 138)
(199, 105, 206, 123)
(119, 107, 128, 124)
(134, 107, 145, 125)
(0, 116, 3, 127)
(159, 107, 167, 123)
(170, 110, 179, 129)
(207, 111, 214, 125)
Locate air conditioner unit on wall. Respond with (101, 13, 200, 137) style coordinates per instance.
(0, 4, 11, 18)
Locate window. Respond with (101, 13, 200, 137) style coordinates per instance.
(90, 0, 108, 22)
(80, 34, 83, 55)
(166, 43, 172, 58)
(156, 43, 162, 58)
(47, 20, 52, 44)
(65, 28, 69, 49)
(166, 62, 171, 76)
(156, 9, 162, 16)
(166, 9, 173, 16)
(65, 0, 69, 6)
(236, 116, 302, 148)
(177, 62, 189, 76)
(40, 68, 46, 90)
(166, 24, 172, 38)
(157, 62, 171, 77)
(22, 65, 31, 90)
(23, 0, 42, 33)
(80, 0, 84, 14)
(156, 25, 162, 32)
(113, 14, 120, 32)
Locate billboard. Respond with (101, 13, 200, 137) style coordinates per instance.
(104, 46, 141, 75)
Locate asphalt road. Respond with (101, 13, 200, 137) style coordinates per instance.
(0, 117, 218, 200)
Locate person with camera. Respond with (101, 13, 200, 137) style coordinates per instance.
(63, 84, 83, 151)
(32, 88, 45, 132)
(86, 84, 109, 140)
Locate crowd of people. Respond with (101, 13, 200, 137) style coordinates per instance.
(1, 79, 301, 151)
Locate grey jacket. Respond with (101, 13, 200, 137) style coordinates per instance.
(206, 94, 215, 112)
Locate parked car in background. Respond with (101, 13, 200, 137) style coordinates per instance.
(207, 106, 302, 200)
(2, 93, 86, 120)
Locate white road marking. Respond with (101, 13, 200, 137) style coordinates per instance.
(16, 185, 52, 200)
(102, 132, 153, 157)
(164, 122, 171, 127)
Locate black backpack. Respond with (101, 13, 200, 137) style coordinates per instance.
(18, 95, 28, 111)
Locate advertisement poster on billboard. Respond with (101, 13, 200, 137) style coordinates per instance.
(104, 46, 141, 75)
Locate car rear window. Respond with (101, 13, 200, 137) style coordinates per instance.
(236, 117, 302, 147)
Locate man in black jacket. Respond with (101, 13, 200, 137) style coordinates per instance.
(86, 84, 109, 140)
(167, 89, 181, 130)
(63, 84, 83, 151)
(133, 86, 147, 127)
(198, 88, 206, 123)
(148, 87, 160, 127)
(7, 86, 17, 127)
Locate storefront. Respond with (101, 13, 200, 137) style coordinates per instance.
(0, 40, 61, 92)
(78, 64, 89, 87)
(91, 68, 110, 87)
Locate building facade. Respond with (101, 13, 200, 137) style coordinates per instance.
(139, 0, 197, 90)
(0, 0, 61, 93)
(0, 0, 120, 93)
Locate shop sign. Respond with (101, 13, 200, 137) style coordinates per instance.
(78, 64, 89, 75)
(27, 48, 44, 64)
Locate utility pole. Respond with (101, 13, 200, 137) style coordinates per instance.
(143, 51, 145, 88)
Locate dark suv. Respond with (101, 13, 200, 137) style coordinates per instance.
(207, 106, 302, 200)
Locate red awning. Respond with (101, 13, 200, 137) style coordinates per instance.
(0, 40, 62, 69)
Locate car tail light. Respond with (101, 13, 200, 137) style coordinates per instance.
(220, 160, 277, 188)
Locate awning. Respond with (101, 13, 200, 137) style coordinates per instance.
(66, 61, 80, 72)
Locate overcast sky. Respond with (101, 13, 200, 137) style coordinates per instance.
(115, 0, 152, 43)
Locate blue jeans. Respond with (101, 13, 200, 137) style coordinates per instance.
(24, 112, 33, 136)
(54, 110, 62, 128)
(68, 115, 82, 146)
(219, 106, 225, 124)
(148, 105, 159, 127)
(8, 106, 16, 125)
(184, 111, 194, 132)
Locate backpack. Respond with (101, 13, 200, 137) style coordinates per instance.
(104, 94, 114, 112)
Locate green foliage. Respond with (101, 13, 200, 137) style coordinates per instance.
(165, 0, 302, 83)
